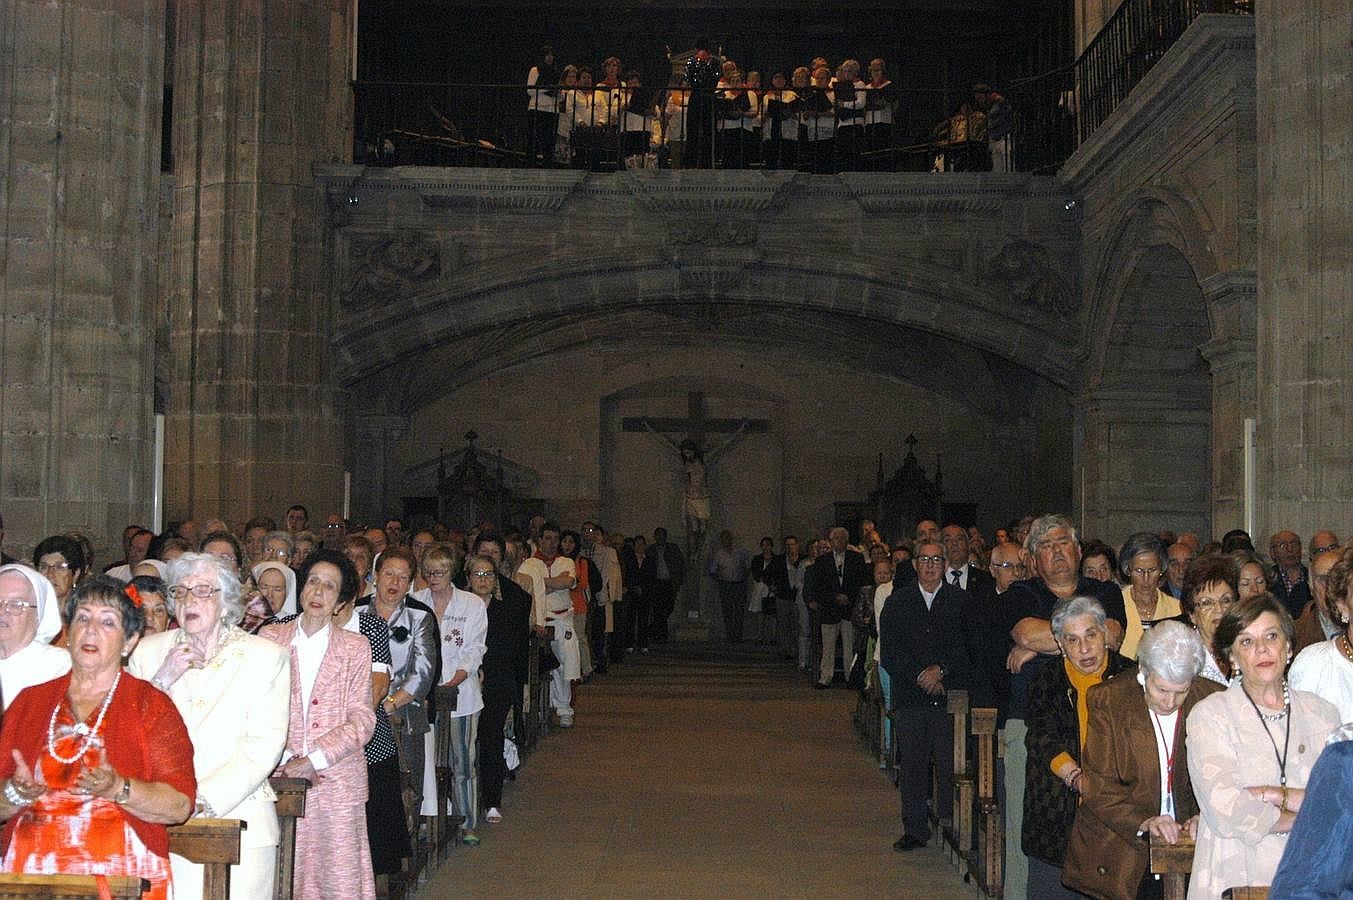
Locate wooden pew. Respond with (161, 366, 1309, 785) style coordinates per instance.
(269, 776, 311, 900)
(523, 632, 542, 751)
(431, 684, 464, 861)
(1149, 834, 1195, 900)
(966, 707, 1003, 899)
(1222, 889, 1269, 900)
(0, 875, 146, 898)
(944, 690, 974, 872)
(169, 818, 245, 900)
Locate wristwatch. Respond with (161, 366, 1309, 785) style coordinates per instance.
(113, 777, 132, 805)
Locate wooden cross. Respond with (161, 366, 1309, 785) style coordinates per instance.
(621, 390, 768, 448)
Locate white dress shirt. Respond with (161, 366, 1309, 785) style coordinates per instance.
(293, 622, 332, 769)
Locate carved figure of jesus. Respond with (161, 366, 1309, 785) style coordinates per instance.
(642, 421, 748, 560)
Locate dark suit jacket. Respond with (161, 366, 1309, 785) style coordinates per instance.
(878, 581, 972, 709)
(959, 568, 1009, 713)
(1063, 674, 1221, 899)
(806, 550, 871, 625)
(649, 541, 686, 590)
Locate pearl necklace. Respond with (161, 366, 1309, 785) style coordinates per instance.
(1249, 680, 1290, 722)
(1339, 634, 1353, 665)
(47, 670, 121, 765)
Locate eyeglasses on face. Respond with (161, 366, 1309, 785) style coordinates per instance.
(168, 584, 222, 600)
(38, 561, 72, 574)
(0, 598, 38, 614)
(1194, 596, 1236, 612)
(991, 561, 1025, 570)
(914, 555, 945, 565)
(468, 569, 496, 578)
(425, 569, 451, 579)
(1131, 567, 1160, 577)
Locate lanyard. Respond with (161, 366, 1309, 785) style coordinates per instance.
(1151, 711, 1180, 815)
(1242, 685, 1291, 786)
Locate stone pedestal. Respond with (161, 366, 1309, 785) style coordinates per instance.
(1254, 1, 1353, 538)
(0, 0, 165, 557)
(162, 0, 352, 526)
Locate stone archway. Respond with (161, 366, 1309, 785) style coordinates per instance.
(1079, 242, 1212, 543)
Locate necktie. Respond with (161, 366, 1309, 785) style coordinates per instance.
(950, 570, 962, 586)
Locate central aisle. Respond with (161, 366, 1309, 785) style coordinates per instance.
(426, 642, 972, 898)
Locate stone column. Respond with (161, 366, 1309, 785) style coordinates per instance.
(1199, 271, 1257, 535)
(164, 0, 352, 526)
(1254, 1, 1353, 538)
(0, 0, 165, 556)
(349, 413, 408, 525)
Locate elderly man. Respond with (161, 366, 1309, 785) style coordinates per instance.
(1310, 530, 1340, 558)
(962, 538, 1025, 713)
(1161, 541, 1195, 600)
(1294, 549, 1343, 652)
(806, 526, 870, 688)
(1000, 514, 1126, 899)
(1269, 529, 1311, 618)
(880, 540, 971, 851)
(284, 504, 308, 534)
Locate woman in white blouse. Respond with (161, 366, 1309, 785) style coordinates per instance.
(1290, 545, 1353, 722)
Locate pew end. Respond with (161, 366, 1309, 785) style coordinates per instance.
(0, 875, 147, 898)
(169, 817, 245, 900)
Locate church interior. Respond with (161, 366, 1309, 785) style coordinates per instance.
(1, 0, 1350, 895)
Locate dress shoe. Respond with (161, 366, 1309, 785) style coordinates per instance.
(814, 682, 831, 690)
(892, 835, 926, 852)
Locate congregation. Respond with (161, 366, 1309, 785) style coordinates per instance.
(523, 42, 1010, 173)
(1, 503, 1351, 898)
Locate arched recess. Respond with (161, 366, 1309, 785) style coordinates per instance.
(1079, 193, 1217, 543)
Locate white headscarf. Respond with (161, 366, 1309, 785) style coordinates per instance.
(133, 558, 168, 579)
(251, 561, 297, 617)
(0, 563, 63, 644)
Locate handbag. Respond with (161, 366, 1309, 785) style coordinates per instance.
(538, 642, 561, 674)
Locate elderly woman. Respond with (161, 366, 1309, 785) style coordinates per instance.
(128, 552, 291, 900)
(1064, 622, 1221, 899)
(130, 574, 173, 636)
(200, 531, 248, 582)
(33, 534, 89, 618)
(1185, 593, 1341, 898)
(358, 547, 439, 815)
(1024, 595, 1135, 899)
(0, 577, 195, 899)
(438, 555, 489, 844)
(250, 560, 297, 625)
(1180, 554, 1238, 684)
(1290, 545, 1353, 722)
(1118, 532, 1182, 659)
(318, 552, 410, 885)
(261, 550, 377, 899)
(0, 564, 71, 709)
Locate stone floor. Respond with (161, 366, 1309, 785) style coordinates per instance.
(422, 641, 973, 898)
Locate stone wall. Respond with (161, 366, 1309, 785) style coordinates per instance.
(383, 342, 1068, 546)
(0, 0, 165, 561)
(1060, 14, 1257, 543)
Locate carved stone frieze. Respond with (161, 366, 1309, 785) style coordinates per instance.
(984, 240, 1077, 315)
(666, 219, 758, 247)
(342, 231, 446, 308)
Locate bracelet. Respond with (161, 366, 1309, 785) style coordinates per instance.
(4, 781, 31, 807)
(1280, 787, 1291, 813)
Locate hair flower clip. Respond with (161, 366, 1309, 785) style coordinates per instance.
(124, 584, 144, 608)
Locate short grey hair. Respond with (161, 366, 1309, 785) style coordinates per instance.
(828, 526, 849, 541)
(165, 552, 245, 628)
(1050, 595, 1106, 639)
(263, 531, 294, 553)
(1025, 514, 1078, 556)
(1136, 621, 1206, 683)
(1119, 531, 1168, 580)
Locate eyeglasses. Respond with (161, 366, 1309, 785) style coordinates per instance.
(37, 561, 72, 574)
(1273, 540, 1300, 550)
(425, 569, 451, 579)
(0, 598, 38, 614)
(468, 570, 496, 578)
(914, 555, 945, 565)
(168, 584, 222, 601)
(1313, 544, 1340, 555)
(1194, 596, 1236, 612)
(991, 562, 1025, 570)
(1131, 567, 1160, 577)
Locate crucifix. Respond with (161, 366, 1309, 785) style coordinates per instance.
(621, 391, 769, 561)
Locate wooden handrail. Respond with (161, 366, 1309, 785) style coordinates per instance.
(1149, 833, 1195, 900)
(0, 875, 146, 898)
(169, 818, 245, 900)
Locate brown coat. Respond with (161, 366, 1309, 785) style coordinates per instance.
(1292, 601, 1329, 654)
(1063, 674, 1222, 899)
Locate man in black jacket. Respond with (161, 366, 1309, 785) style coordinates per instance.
(879, 540, 972, 851)
(805, 526, 870, 688)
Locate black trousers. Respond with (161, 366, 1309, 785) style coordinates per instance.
(894, 703, 953, 841)
(718, 579, 745, 642)
(588, 601, 608, 671)
(608, 600, 629, 662)
(478, 688, 515, 809)
(527, 109, 557, 165)
(650, 580, 675, 641)
(630, 593, 652, 649)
